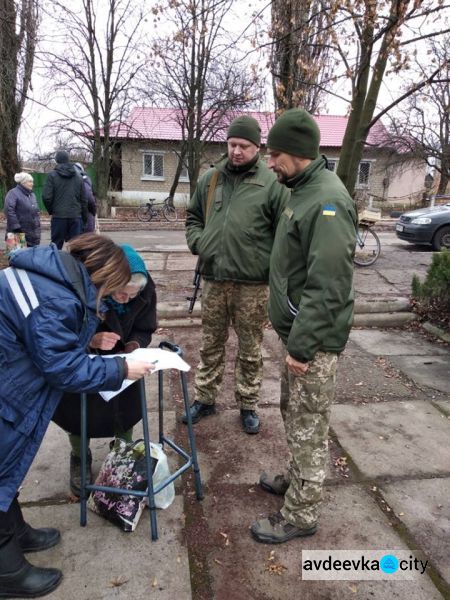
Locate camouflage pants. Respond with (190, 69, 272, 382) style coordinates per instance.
(279, 348, 338, 528)
(194, 280, 269, 409)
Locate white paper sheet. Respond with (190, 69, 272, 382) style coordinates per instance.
(92, 348, 190, 402)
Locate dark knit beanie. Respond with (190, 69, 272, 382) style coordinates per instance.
(227, 116, 261, 147)
(267, 109, 320, 159)
(55, 150, 70, 164)
(120, 244, 148, 279)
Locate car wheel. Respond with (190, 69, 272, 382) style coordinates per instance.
(432, 225, 450, 250)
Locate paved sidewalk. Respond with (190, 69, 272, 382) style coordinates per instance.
(13, 230, 450, 600)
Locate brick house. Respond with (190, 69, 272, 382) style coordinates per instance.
(108, 107, 426, 208)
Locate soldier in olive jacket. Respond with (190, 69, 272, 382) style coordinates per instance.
(251, 109, 357, 544)
(184, 116, 289, 434)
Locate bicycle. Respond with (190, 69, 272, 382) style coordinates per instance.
(354, 222, 381, 266)
(137, 197, 177, 222)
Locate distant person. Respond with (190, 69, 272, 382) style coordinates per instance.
(74, 162, 97, 233)
(42, 150, 87, 248)
(0, 233, 155, 598)
(250, 108, 357, 544)
(4, 172, 41, 247)
(184, 115, 289, 434)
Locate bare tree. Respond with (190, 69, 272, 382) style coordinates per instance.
(0, 0, 38, 191)
(270, 0, 336, 113)
(41, 0, 147, 215)
(387, 35, 450, 194)
(145, 0, 264, 197)
(268, 0, 450, 196)
(333, 0, 450, 195)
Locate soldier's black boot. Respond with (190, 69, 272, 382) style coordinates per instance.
(182, 401, 217, 424)
(241, 409, 260, 434)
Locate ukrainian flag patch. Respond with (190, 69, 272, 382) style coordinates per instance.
(322, 203, 336, 217)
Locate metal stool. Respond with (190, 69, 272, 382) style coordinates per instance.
(79, 341, 203, 540)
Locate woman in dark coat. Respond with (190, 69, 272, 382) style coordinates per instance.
(4, 172, 41, 247)
(74, 163, 97, 233)
(0, 234, 155, 599)
(53, 244, 158, 496)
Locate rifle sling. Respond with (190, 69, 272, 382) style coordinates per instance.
(205, 169, 220, 223)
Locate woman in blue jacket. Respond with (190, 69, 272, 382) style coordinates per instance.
(0, 233, 155, 599)
(4, 172, 41, 247)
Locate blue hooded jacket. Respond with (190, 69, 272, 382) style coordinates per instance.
(0, 245, 126, 510)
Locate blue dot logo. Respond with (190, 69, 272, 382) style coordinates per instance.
(380, 554, 399, 574)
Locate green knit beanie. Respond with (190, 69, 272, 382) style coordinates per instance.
(227, 116, 261, 147)
(267, 108, 320, 159)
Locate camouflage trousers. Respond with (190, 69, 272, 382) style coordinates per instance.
(194, 280, 269, 409)
(279, 348, 338, 528)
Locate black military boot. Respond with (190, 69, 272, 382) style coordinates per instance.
(10, 498, 60, 553)
(70, 449, 92, 497)
(181, 401, 216, 424)
(0, 534, 62, 598)
(240, 409, 260, 434)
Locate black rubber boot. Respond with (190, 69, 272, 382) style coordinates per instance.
(10, 498, 60, 554)
(70, 449, 92, 497)
(0, 534, 62, 598)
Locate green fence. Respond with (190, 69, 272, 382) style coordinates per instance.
(0, 167, 96, 211)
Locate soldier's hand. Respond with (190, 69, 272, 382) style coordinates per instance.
(286, 353, 309, 375)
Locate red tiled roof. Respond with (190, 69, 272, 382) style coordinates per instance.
(110, 107, 388, 148)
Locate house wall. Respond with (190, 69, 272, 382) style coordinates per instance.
(115, 142, 427, 209)
(111, 140, 225, 206)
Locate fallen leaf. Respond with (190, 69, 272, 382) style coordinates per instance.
(109, 576, 129, 588)
(214, 559, 222, 565)
(348, 584, 358, 593)
(399, 512, 404, 516)
(219, 532, 228, 539)
(152, 577, 158, 587)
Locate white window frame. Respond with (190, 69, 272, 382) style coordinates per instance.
(141, 151, 165, 181)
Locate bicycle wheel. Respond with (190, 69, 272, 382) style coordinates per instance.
(354, 226, 381, 266)
(137, 204, 153, 222)
(163, 204, 177, 222)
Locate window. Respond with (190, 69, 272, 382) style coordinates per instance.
(143, 152, 164, 179)
(357, 161, 371, 187)
(179, 163, 189, 182)
(327, 159, 338, 172)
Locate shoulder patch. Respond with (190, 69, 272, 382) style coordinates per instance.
(322, 203, 336, 217)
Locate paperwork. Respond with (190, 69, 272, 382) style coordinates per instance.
(94, 348, 190, 402)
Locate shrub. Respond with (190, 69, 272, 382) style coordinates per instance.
(411, 249, 450, 329)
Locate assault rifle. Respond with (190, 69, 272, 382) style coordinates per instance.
(187, 259, 201, 314)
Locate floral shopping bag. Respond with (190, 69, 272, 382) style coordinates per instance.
(88, 439, 157, 532)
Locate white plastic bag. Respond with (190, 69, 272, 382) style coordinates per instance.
(150, 442, 175, 509)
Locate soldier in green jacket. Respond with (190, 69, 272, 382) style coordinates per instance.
(184, 116, 289, 434)
(251, 108, 358, 543)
